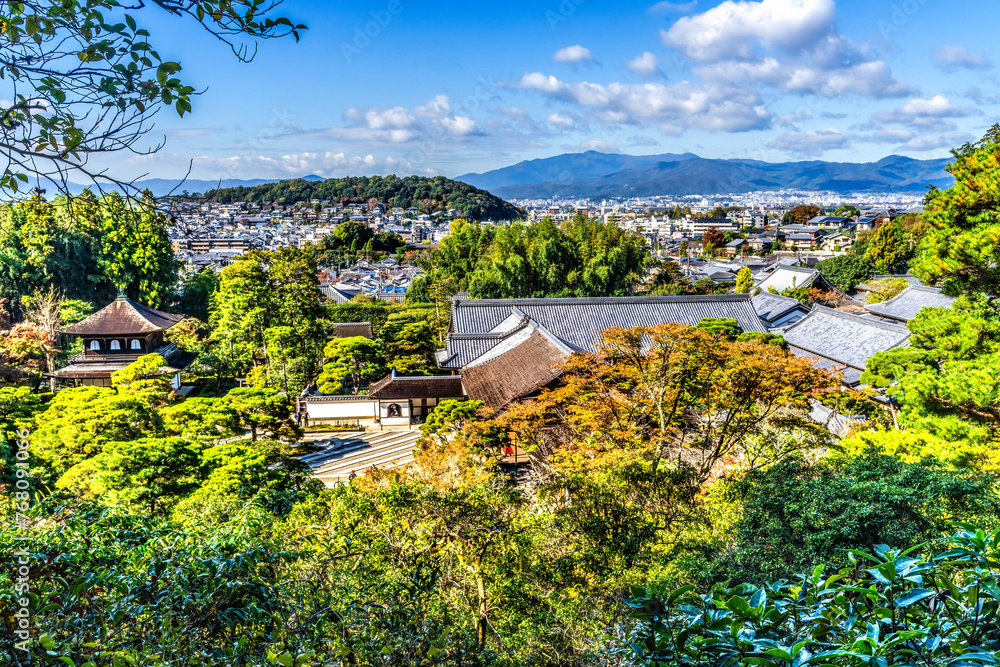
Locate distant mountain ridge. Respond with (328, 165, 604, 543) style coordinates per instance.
(456, 151, 955, 198)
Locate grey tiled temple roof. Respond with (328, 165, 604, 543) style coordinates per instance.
(783, 306, 910, 386)
(751, 292, 808, 325)
(440, 295, 766, 370)
(864, 285, 955, 322)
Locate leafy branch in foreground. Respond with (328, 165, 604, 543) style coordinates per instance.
(0, 1, 305, 197)
(615, 526, 1000, 667)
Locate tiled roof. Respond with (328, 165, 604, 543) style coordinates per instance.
(783, 306, 910, 385)
(368, 370, 465, 400)
(752, 292, 809, 324)
(451, 294, 765, 343)
(61, 297, 183, 335)
(756, 267, 820, 293)
(864, 285, 955, 322)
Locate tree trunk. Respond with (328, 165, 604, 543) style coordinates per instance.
(475, 558, 488, 649)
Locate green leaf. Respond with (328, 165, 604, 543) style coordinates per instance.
(893, 588, 934, 607)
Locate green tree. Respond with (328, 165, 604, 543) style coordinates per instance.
(735, 267, 753, 293)
(95, 194, 180, 307)
(914, 125, 1000, 307)
(866, 277, 909, 304)
(722, 451, 1000, 583)
(817, 253, 875, 291)
(865, 222, 909, 274)
(93, 437, 205, 516)
(317, 337, 387, 395)
(177, 267, 219, 322)
(225, 387, 301, 442)
(834, 204, 861, 217)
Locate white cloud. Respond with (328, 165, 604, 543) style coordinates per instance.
(580, 140, 621, 153)
(933, 46, 992, 72)
(334, 95, 480, 144)
(874, 95, 975, 132)
(662, 0, 836, 62)
(661, 0, 912, 99)
(766, 128, 851, 155)
(547, 113, 575, 128)
(627, 52, 663, 78)
(516, 72, 772, 132)
(553, 45, 596, 64)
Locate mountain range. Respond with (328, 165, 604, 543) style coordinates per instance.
(456, 151, 955, 199)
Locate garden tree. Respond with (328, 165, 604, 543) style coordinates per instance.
(261, 325, 314, 395)
(856, 298, 1000, 471)
(718, 451, 1000, 583)
(469, 216, 653, 298)
(618, 527, 1000, 667)
(735, 267, 753, 293)
(208, 248, 325, 382)
(702, 226, 724, 252)
(914, 125, 1000, 308)
(834, 204, 861, 217)
(111, 353, 175, 409)
(781, 204, 822, 226)
(865, 221, 909, 274)
(93, 193, 180, 307)
(865, 276, 910, 304)
(380, 307, 442, 374)
(30, 386, 156, 485)
(0, 1, 305, 196)
(224, 387, 301, 442)
(92, 437, 206, 516)
(0, 320, 53, 387)
(817, 253, 875, 291)
(484, 324, 836, 577)
(317, 336, 388, 395)
(405, 274, 433, 304)
(158, 397, 241, 442)
(678, 240, 689, 257)
(176, 267, 219, 322)
(179, 439, 322, 518)
(209, 253, 272, 374)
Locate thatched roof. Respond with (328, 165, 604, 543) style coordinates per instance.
(460, 327, 571, 410)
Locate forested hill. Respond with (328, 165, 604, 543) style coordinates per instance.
(202, 175, 526, 221)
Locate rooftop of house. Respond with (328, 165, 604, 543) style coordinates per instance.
(439, 294, 766, 370)
(782, 306, 910, 386)
(61, 296, 184, 336)
(864, 285, 955, 322)
(751, 291, 810, 325)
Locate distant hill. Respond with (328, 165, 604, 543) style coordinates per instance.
(200, 175, 526, 221)
(457, 151, 955, 198)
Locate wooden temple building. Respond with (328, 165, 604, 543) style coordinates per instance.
(50, 296, 196, 389)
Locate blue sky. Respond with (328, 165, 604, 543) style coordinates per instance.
(110, 0, 1000, 182)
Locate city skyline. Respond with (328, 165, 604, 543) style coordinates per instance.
(96, 0, 998, 184)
